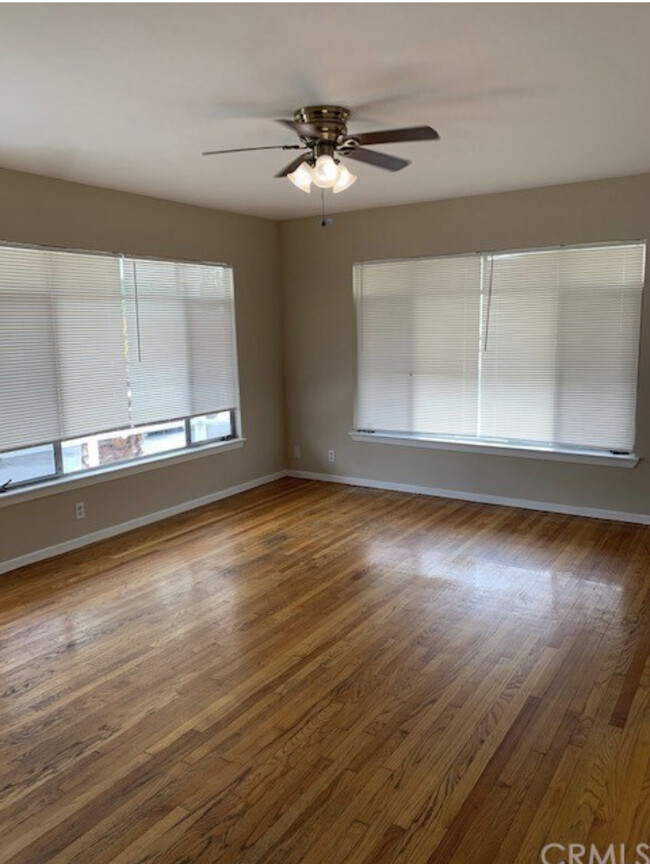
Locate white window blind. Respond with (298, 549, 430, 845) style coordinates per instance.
(0, 246, 128, 451)
(354, 242, 645, 454)
(123, 258, 238, 426)
(355, 256, 481, 438)
(480, 244, 644, 451)
(0, 244, 239, 453)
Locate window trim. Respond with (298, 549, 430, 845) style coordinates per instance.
(349, 431, 639, 468)
(0, 436, 246, 509)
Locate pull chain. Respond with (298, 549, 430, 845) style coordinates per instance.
(319, 188, 334, 228)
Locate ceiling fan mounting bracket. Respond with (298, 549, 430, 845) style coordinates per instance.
(294, 105, 350, 143)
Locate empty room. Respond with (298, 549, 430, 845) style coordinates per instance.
(1, 3, 649, 863)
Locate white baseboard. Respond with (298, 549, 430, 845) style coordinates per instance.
(288, 470, 650, 525)
(5, 467, 647, 576)
(0, 471, 287, 576)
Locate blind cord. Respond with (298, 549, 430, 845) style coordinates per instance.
(132, 260, 143, 363)
(483, 255, 494, 352)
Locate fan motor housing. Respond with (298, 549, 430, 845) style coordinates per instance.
(294, 105, 350, 142)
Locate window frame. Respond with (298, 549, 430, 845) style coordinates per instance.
(0, 435, 246, 510)
(0, 238, 244, 497)
(352, 239, 646, 463)
(0, 443, 59, 491)
(0, 409, 238, 494)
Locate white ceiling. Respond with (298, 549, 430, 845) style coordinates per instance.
(1, 3, 650, 220)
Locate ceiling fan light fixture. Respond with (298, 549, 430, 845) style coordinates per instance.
(203, 106, 440, 200)
(332, 163, 357, 194)
(311, 154, 339, 188)
(287, 162, 313, 193)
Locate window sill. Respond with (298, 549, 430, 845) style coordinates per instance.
(349, 432, 638, 468)
(0, 438, 246, 508)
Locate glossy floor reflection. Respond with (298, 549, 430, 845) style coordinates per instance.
(0, 478, 648, 864)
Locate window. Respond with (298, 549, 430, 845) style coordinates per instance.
(354, 242, 645, 455)
(0, 444, 56, 489)
(0, 244, 240, 491)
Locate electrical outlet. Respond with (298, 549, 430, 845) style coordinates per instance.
(293, 444, 301, 459)
(328, 449, 336, 463)
(75, 501, 85, 520)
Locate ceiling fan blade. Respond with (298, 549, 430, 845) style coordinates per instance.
(344, 147, 411, 172)
(275, 118, 321, 139)
(275, 153, 310, 178)
(202, 144, 302, 156)
(352, 126, 440, 146)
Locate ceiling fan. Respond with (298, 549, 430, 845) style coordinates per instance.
(202, 105, 440, 194)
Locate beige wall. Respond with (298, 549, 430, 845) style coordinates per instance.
(3, 168, 650, 568)
(280, 173, 650, 517)
(0, 167, 284, 563)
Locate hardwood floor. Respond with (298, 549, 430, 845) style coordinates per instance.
(1, 477, 649, 863)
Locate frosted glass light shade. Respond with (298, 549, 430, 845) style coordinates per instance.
(287, 156, 358, 195)
(287, 163, 313, 193)
(312, 154, 339, 188)
(332, 164, 357, 194)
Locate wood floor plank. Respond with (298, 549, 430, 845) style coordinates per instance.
(1, 477, 649, 863)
